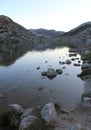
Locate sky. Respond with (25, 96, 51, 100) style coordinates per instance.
(0, 0, 91, 31)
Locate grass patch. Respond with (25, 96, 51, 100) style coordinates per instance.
(0, 110, 21, 130)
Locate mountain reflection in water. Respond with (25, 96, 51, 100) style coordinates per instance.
(0, 44, 84, 112)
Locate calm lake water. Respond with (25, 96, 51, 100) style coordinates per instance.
(0, 47, 84, 112)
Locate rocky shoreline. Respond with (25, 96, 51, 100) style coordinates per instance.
(1, 47, 91, 130)
(0, 101, 91, 130)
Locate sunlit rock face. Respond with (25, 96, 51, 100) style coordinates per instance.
(0, 15, 34, 44)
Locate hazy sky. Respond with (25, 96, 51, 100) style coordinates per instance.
(0, 0, 91, 31)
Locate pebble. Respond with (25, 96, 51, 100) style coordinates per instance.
(36, 66, 40, 69)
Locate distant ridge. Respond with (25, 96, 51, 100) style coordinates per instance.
(30, 28, 64, 38)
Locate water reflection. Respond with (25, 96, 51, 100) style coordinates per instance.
(0, 45, 84, 112)
(0, 42, 32, 66)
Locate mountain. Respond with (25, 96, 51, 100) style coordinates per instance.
(30, 28, 64, 38)
(65, 22, 91, 36)
(0, 15, 34, 44)
(61, 22, 91, 47)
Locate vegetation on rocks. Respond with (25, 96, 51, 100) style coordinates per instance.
(78, 68, 91, 77)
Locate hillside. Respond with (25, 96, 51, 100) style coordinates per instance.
(0, 15, 34, 44)
(61, 22, 91, 47)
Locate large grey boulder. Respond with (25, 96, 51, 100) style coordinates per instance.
(9, 104, 25, 114)
(19, 115, 37, 130)
(41, 103, 57, 126)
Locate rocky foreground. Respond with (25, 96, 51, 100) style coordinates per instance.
(0, 102, 91, 130)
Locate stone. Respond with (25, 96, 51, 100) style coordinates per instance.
(69, 48, 78, 53)
(62, 66, 66, 69)
(74, 63, 81, 66)
(78, 60, 81, 63)
(66, 60, 72, 64)
(41, 103, 57, 126)
(36, 66, 40, 69)
(61, 61, 65, 64)
(81, 63, 90, 70)
(41, 71, 47, 76)
(59, 61, 61, 64)
(69, 53, 77, 57)
(19, 115, 37, 130)
(71, 58, 76, 61)
(56, 69, 63, 74)
(45, 61, 48, 63)
(21, 108, 34, 119)
(47, 68, 57, 77)
(9, 104, 25, 114)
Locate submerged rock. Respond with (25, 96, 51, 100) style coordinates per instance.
(69, 48, 78, 53)
(47, 68, 57, 77)
(41, 71, 47, 76)
(66, 60, 72, 64)
(36, 66, 40, 69)
(56, 69, 63, 74)
(69, 53, 77, 57)
(74, 63, 81, 66)
(71, 58, 76, 61)
(41, 68, 57, 79)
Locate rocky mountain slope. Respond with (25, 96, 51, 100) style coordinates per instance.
(0, 15, 34, 44)
(61, 22, 91, 48)
(30, 28, 64, 38)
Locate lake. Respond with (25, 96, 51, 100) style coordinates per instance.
(0, 47, 84, 112)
